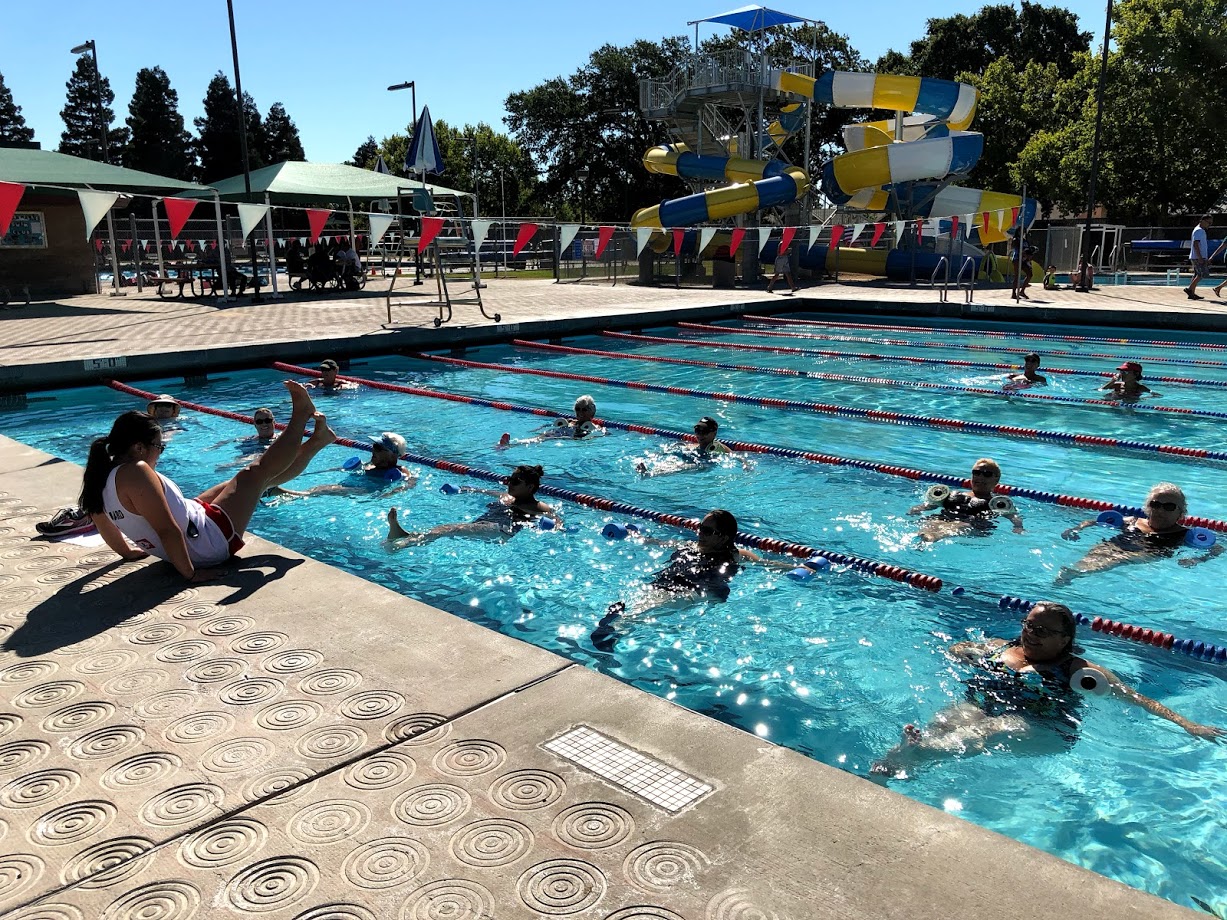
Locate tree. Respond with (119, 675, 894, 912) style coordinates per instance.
(263, 102, 305, 164)
(433, 120, 538, 217)
(59, 54, 128, 162)
(194, 73, 264, 183)
(348, 136, 378, 169)
(123, 67, 194, 180)
(0, 71, 35, 144)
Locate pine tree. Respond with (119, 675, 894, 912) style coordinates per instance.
(124, 67, 194, 180)
(349, 136, 378, 169)
(0, 71, 35, 144)
(194, 72, 265, 183)
(262, 102, 305, 164)
(58, 54, 128, 162)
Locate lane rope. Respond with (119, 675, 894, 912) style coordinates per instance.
(674, 322, 1227, 388)
(514, 338, 1227, 423)
(406, 351, 1227, 465)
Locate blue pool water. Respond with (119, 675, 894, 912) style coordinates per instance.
(3, 314, 1225, 912)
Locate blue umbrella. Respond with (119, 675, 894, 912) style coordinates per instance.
(404, 105, 444, 176)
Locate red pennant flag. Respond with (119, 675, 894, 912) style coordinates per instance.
(671, 229, 685, 255)
(95, 238, 104, 252)
(120, 239, 132, 252)
(594, 226, 616, 259)
(512, 222, 538, 258)
(0, 181, 24, 237)
(870, 223, 885, 247)
(829, 225, 845, 249)
(779, 226, 797, 253)
(306, 209, 331, 244)
(186, 240, 196, 252)
(210, 240, 217, 250)
(162, 197, 198, 240)
(418, 216, 444, 252)
(982, 211, 991, 231)
(915, 218, 925, 243)
(950, 216, 960, 239)
(728, 227, 746, 255)
(1011, 207, 1020, 227)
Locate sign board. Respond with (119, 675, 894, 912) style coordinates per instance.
(1, 211, 47, 249)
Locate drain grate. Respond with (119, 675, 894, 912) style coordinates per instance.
(544, 726, 712, 813)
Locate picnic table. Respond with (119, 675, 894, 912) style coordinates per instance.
(150, 264, 222, 299)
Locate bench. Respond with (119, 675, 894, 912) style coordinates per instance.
(150, 268, 222, 299)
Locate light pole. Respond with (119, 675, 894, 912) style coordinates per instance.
(576, 167, 590, 226)
(225, 0, 261, 302)
(387, 81, 417, 127)
(499, 171, 507, 273)
(70, 39, 123, 296)
(1078, 0, 1114, 292)
(387, 81, 419, 284)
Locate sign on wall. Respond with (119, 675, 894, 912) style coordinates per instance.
(0, 211, 47, 249)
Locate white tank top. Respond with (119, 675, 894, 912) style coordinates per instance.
(101, 465, 232, 566)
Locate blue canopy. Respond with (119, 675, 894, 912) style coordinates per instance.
(688, 5, 812, 31)
(405, 105, 445, 177)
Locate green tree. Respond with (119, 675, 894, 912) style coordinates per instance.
(263, 102, 305, 163)
(433, 120, 537, 217)
(348, 135, 378, 169)
(194, 73, 264, 183)
(123, 66, 194, 180)
(0, 71, 35, 144)
(59, 54, 129, 162)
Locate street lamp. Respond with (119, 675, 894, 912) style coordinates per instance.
(387, 81, 420, 285)
(1078, 0, 1114, 292)
(387, 81, 417, 127)
(71, 39, 123, 296)
(499, 171, 507, 273)
(225, 0, 261, 302)
(576, 167, 590, 225)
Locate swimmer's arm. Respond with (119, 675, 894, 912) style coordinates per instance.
(536, 500, 560, 521)
(1007, 511, 1025, 534)
(1061, 518, 1097, 540)
(1099, 665, 1225, 740)
(907, 500, 942, 515)
(1179, 542, 1224, 568)
(948, 638, 1001, 663)
(736, 547, 765, 563)
(90, 512, 149, 562)
(124, 463, 203, 581)
(457, 486, 501, 498)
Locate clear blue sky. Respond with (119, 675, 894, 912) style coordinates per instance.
(2, 0, 1108, 165)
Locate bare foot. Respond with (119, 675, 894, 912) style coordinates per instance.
(307, 412, 337, 446)
(386, 507, 410, 541)
(284, 380, 316, 418)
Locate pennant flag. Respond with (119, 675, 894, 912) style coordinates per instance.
(996, 209, 1007, 230)
(197, 239, 208, 252)
(277, 237, 285, 248)
(728, 227, 746, 256)
(512, 222, 538, 258)
(808, 224, 822, 250)
(306, 209, 331, 244)
(698, 227, 717, 255)
(471, 220, 492, 248)
(595, 225, 616, 258)
(368, 213, 395, 247)
(963, 214, 975, 238)
(78, 190, 119, 240)
(121, 239, 132, 253)
(1011, 206, 1020, 227)
(870, 223, 886, 247)
(915, 218, 925, 243)
(892, 221, 906, 241)
(779, 226, 797, 253)
(635, 227, 654, 256)
(758, 227, 774, 255)
(405, 104, 445, 175)
(418, 216, 444, 252)
(557, 224, 580, 256)
(829, 225, 844, 249)
(949, 216, 959, 239)
(671, 228, 685, 256)
(139, 238, 149, 250)
(849, 223, 865, 244)
(185, 240, 196, 252)
(982, 211, 991, 231)
(209, 240, 217, 250)
(94, 238, 105, 252)
(299, 236, 308, 246)
(0, 181, 24, 237)
(236, 203, 269, 240)
(162, 197, 198, 240)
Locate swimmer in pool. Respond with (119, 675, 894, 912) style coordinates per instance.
(266, 431, 415, 499)
(635, 416, 733, 477)
(513, 395, 604, 444)
(1055, 482, 1221, 585)
(908, 458, 1023, 543)
(590, 509, 763, 651)
(305, 359, 358, 391)
(1100, 361, 1151, 401)
(1002, 353, 1048, 390)
(385, 464, 557, 547)
(872, 602, 1223, 776)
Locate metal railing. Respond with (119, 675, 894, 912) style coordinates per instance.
(930, 256, 950, 301)
(955, 255, 976, 303)
(640, 52, 817, 114)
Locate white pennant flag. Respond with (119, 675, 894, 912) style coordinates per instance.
(893, 221, 906, 241)
(77, 190, 118, 239)
(809, 224, 822, 249)
(557, 224, 581, 256)
(635, 228, 654, 256)
(963, 214, 975, 238)
(236, 203, 269, 240)
(698, 227, 717, 255)
(368, 213, 395, 247)
(996, 209, 1007, 230)
(849, 223, 865, 244)
(139, 238, 149, 249)
(470, 220, 492, 248)
(758, 227, 774, 255)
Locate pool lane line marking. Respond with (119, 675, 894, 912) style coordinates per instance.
(730, 321, 1227, 370)
(271, 358, 1227, 536)
(744, 313, 1227, 354)
(673, 322, 1227, 388)
(404, 351, 1227, 466)
(108, 376, 942, 594)
(515, 338, 1227, 423)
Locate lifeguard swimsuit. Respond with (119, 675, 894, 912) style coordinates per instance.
(939, 492, 996, 531)
(964, 640, 1082, 741)
(649, 548, 738, 601)
(1108, 522, 1187, 558)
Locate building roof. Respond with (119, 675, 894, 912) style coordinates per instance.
(201, 161, 470, 206)
(0, 147, 212, 195)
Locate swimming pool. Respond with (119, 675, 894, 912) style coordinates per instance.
(4, 313, 1225, 913)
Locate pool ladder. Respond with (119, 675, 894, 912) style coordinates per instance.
(932, 256, 977, 303)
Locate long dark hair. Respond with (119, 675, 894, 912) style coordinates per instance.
(79, 411, 162, 514)
(703, 508, 740, 566)
(1029, 601, 1078, 656)
(508, 464, 543, 496)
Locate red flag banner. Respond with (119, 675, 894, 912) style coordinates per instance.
(595, 226, 616, 259)
(512, 222, 538, 258)
(0, 181, 24, 237)
(982, 211, 991, 231)
(915, 218, 925, 243)
(120, 239, 131, 253)
(163, 197, 198, 240)
(829, 225, 845, 249)
(95, 239, 104, 252)
(671, 228, 685, 256)
(950, 216, 960, 239)
(418, 216, 444, 252)
(1011, 207, 1020, 227)
(186, 240, 196, 252)
(779, 226, 797, 253)
(728, 227, 746, 256)
(870, 223, 885, 247)
(306, 209, 332, 244)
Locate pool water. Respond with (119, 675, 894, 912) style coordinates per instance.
(4, 314, 1225, 913)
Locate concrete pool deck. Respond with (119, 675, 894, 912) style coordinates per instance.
(0, 279, 1210, 917)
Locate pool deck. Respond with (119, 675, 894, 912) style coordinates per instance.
(0, 278, 1210, 918)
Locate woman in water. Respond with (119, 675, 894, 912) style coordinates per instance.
(81, 381, 335, 582)
(1055, 482, 1221, 584)
(385, 464, 556, 547)
(908, 458, 1023, 543)
(591, 509, 761, 651)
(1100, 361, 1151, 401)
(873, 601, 1223, 776)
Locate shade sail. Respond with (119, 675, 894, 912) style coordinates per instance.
(200, 161, 468, 206)
(0, 147, 212, 195)
(689, 5, 812, 30)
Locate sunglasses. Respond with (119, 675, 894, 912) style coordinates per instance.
(149, 441, 165, 451)
(697, 523, 717, 536)
(255, 418, 274, 424)
(1147, 500, 1179, 512)
(1021, 619, 1066, 639)
(694, 425, 714, 434)
(971, 469, 997, 477)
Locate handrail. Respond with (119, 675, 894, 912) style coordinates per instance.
(955, 255, 976, 303)
(930, 255, 950, 301)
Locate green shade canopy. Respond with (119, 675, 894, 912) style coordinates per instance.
(201, 161, 470, 206)
(0, 147, 212, 196)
